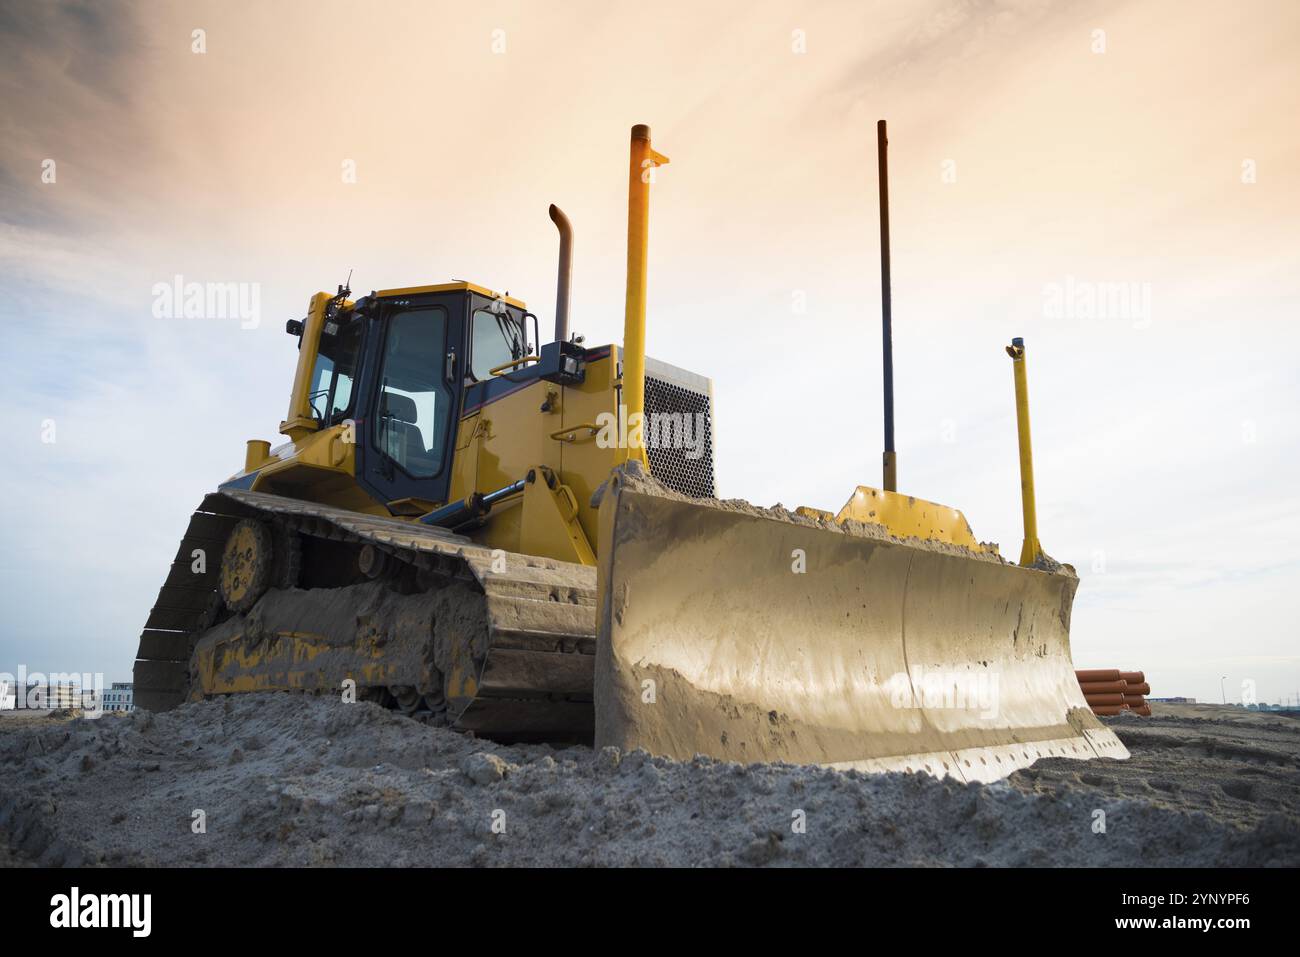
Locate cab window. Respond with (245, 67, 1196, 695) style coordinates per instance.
(308, 321, 361, 425)
(469, 307, 524, 380)
(373, 307, 452, 478)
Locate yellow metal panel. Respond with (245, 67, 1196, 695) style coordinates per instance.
(464, 384, 547, 492)
(449, 413, 485, 506)
(557, 350, 621, 550)
(834, 486, 985, 551)
(239, 423, 390, 516)
(447, 380, 548, 554)
(441, 349, 622, 561)
(377, 281, 526, 309)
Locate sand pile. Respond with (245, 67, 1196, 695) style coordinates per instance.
(1, 695, 1296, 867)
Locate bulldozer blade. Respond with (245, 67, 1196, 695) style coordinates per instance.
(594, 471, 1127, 782)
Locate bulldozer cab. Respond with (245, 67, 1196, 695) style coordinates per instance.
(288, 284, 533, 509)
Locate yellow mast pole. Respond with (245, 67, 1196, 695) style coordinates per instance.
(1006, 337, 1043, 566)
(621, 124, 668, 465)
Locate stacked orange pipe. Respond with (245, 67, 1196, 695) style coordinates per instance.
(1075, 669, 1151, 716)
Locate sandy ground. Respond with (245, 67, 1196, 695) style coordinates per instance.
(0, 696, 1296, 867)
(1015, 704, 1300, 829)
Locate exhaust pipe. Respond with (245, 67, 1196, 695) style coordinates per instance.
(548, 204, 573, 343)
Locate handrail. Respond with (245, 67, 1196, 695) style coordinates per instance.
(550, 423, 599, 443)
(489, 355, 540, 376)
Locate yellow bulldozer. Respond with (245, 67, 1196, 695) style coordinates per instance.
(134, 123, 1126, 782)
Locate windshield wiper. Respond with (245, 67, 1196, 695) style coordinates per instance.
(495, 314, 524, 360)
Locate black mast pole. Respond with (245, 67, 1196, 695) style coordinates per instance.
(878, 119, 897, 492)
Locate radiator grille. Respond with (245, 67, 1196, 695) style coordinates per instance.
(644, 374, 715, 499)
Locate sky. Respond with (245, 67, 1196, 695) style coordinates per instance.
(1, 0, 1298, 705)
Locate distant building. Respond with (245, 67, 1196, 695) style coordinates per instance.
(103, 682, 134, 713)
(1148, 696, 1196, 704)
(0, 674, 114, 712)
(45, 682, 83, 710)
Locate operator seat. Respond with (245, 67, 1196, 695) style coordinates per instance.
(379, 392, 426, 470)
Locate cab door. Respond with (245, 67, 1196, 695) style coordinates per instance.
(356, 292, 466, 509)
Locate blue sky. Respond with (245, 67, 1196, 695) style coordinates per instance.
(2, 0, 1298, 704)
